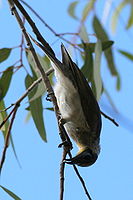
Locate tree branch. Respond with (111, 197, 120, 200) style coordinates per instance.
(101, 111, 119, 127)
(19, 0, 81, 50)
(7, 1, 97, 200)
(60, 149, 67, 200)
(0, 104, 19, 174)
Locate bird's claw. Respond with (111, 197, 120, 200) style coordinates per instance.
(46, 92, 54, 102)
(58, 140, 73, 150)
(59, 117, 66, 125)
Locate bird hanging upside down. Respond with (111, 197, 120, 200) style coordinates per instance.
(43, 43, 102, 167)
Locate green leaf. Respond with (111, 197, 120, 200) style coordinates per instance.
(111, 1, 127, 33)
(45, 107, 54, 111)
(25, 75, 47, 142)
(0, 100, 20, 166)
(81, 44, 93, 82)
(68, 1, 79, 20)
(93, 15, 108, 40)
(82, 0, 96, 22)
(79, 24, 89, 42)
(118, 49, 133, 61)
(79, 40, 114, 52)
(116, 74, 121, 91)
(126, 6, 133, 29)
(26, 51, 52, 101)
(93, 16, 121, 90)
(0, 185, 22, 200)
(25, 111, 32, 123)
(0, 66, 13, 101)
(0, 48, 12, 63)
(93, 40, 102, 100)
(0, 100, 9, 137)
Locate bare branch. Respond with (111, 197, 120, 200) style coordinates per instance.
(101, 111, 119, 127)
(7, 1, 95, 199)
(67, 152, 92, 200)
(0, 104, 19, 174)
(19, 0, 81, 50)
(60, 149, 67, 200)
(0, 67, 53, 130)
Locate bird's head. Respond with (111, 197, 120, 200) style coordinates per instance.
(64, 148, 98, 167)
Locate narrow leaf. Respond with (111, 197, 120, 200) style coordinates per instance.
(45, 107, 54, 111)
(81, 45, 93, 82)
(82, 0, 96, 22)
(0, 66, 13, 101)
(0, 185, 22, 200)
(79, 40, 114, 52)
(111, 1, 127, 33)
(118, 49, 133, 61)
(79, 24, 89, 42)
(93, 40, 102, 100)
(126, 6, 133, 29)
(25, 75, 47, 142)
(0, 48, 12, 63)
(26, 51, 51, 101)
(0, 100, 20, 167)
(93, 16, 121, 90)
(93, 15, 108, 40)
(0, 100, 9, 137)
(25, 111, 32, 123)
(116, 74, 121, 91)
(68, 1, 79, 20)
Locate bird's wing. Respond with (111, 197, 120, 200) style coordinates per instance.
(61, 44, 102, 138)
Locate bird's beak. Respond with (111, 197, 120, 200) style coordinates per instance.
(64, 149, 98, 167)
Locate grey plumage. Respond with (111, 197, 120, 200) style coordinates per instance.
(43, 43, 102, 167)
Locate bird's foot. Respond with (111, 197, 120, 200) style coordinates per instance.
(46, 92, 54, 102)
(59, 117, 66, 126)
(58, 140, 73, 150)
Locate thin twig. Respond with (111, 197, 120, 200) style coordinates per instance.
(60, 149, 67, 200)
(101, 111, 119, 127)
(19, 0, 81, 50)
(0, 106, 16, 129)
(8, 4, 74, 200)
(0, 104, 19, 174)
(0, 104, 14, 113)
(68, 152, 92, 200)
(8, 2, 96, 200)
(0, 67, 53, 130)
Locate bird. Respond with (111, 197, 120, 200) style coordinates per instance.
(42, 42, 102, 167)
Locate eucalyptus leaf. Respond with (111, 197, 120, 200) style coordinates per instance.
(79, 24, 89, 42)
(79, 40, 114, 52)
(126, 6, 133, 29)
(93, 40, 102, 100)
(93, 16, 120, 89)
(82, 0, 96, 22)
(0, 185, 22, 200)
(25, 111, 32, 123)
(0, 48, 12, 63)
(68, 1, 79, 20)
(25, 75, 47, 142)
(111, 1, 127, 33)
(45, 107, 54, 111)
(118, 49, 133, 61)
(0, 66, 13, 100)
(0, 100, 9, 137)
(0, 100, 20, 167)
(26, 51, 52, 101)
(81, 45, 93, 82)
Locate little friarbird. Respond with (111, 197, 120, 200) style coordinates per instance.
(42, 43, 102, 167)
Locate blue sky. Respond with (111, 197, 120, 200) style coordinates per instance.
(0, 0, 133, 200)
